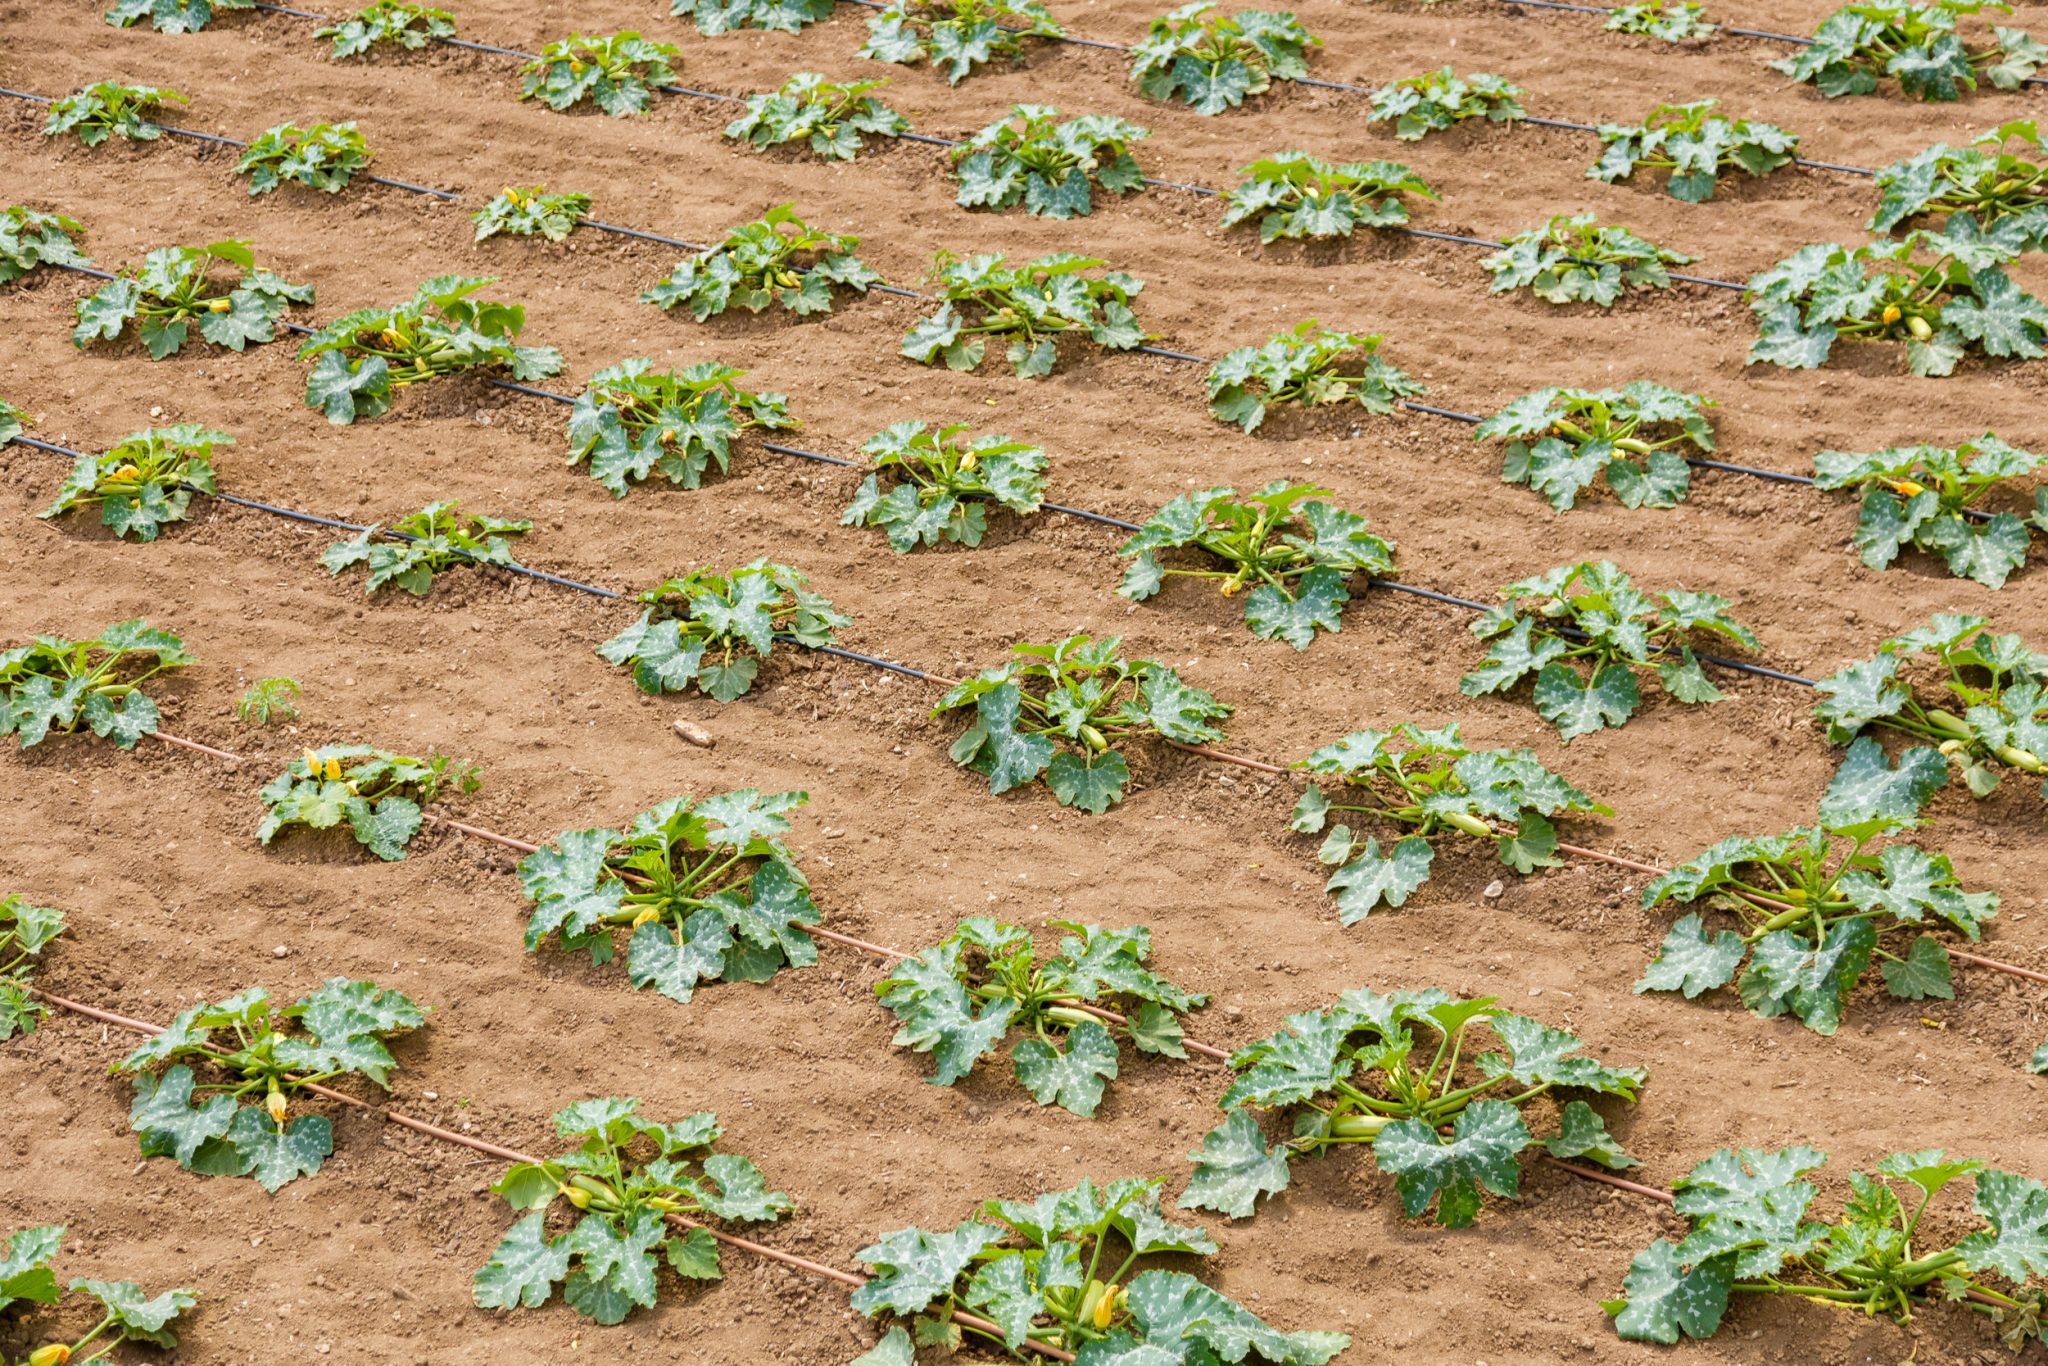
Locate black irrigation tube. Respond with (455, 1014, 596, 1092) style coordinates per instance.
(113, 17, 1784, 295)
(1496, 0, 2048, 88)
(5, 412, 1817, 687)
(0, 87, 460, 199)
(20, 254, 1999, 540)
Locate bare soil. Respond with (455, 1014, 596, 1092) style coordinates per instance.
(3, 1, 2048, 1363)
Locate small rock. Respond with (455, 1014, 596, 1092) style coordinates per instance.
(1482, 880, 1505, 899)
(422, 1091, 438, 1101)
(273, 945, 289, 958)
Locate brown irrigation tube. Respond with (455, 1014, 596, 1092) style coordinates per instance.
(139, 724, 2048, 999)
(32, 985, 1076, 1360)
(29, 988, 2025, 1326)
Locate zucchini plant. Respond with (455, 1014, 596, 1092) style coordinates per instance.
(1115, 481, 1396, 649)
(1, 620, 190, 751)
(875, 919, 1207, 1116)
(725, 73, 907, 161)
(1872, 121, 2048, 244)
(902, 252, 1148, 379)
(842, 421, 1048, 552)
(297, 275, 563, 424)
(1483, 213, 1694, 307)
(315, 0, 454, 56)
(111, 979, 425, 1192)
(1746, 225, 2048, 377)
(1289, 725, 1609, 923)
(1, 206, 89, 285)
(0, 1226, 196, 1362)
(474, 1099, 790, 1324)
(519, 34, 679, 116)
(1222, 152, 1436, 241)
(1182, 988, 1643, 1224)
(851, 1175, 1349, 1362)
(0, 895, 64, 1042)
(72, 240, 313, 360)
(38, 424, 227, 542)
(1460, 560, 1759, 742)
(472, 186, 592, 242)
(1636, 805, 1996, 1036)
(1605, 1, 1716, 40)
(1814, 613, 2048, 810)
(1609, 1148, 2048, 1349)
(596, 561, 849, 703)
(320, 501, 532, 596)
(0, 398, 22, 443)
(42, 81, 186, 146)
(237, 677, 300, 727)
(258, 745, 480, 860)
(235, 122, 371, 196)
(640, 204, 879, 321)
(1129, 2, 1320, 114)
(1589, 100, 1799, 203)
(1366, 66, 1525, 141)
(1813, 434, 2047, 588)
(566, 358, 795, 496)
(1204, 321, 1422, 432)
(859, 0, 1064, 84)
(518, 791, 819, 1004)
(1773, 1, 2045, 100)
(673, 0, 832, 33)
(1475, 382, 1716, 512)
(934, 635, 1233, 814)
(103, 0, 250, 30)
(953, 106, 1148, 220)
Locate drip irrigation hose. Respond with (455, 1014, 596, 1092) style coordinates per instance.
(1494, 0, 2048, 88)
(8, 31, 1801, 298)
(26, 985, 1079, 1363)
(6, 419, 1823, 689)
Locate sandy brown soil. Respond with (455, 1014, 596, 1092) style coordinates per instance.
(3, 0, 2048, 1362)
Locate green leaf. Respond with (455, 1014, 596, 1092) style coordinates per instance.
(665, 1226, 721, 1281)
(1740, 920, 1877, 1036)
(346, 794, 421, 861)
(877, 947, 1020, 1085)
(1958, 1169, 2048, 1282)
(0, 1226, 63, 1312)
(1880, 935, 1954, 1000)
(67, 1279, 196, 1348)
(1113, 1268, 1350, 1365)
(626, 911, 733, 1005)
(1610, 1239, 1733, 1343)
(1635, 913, 1745, 998)
(227, 1108, 333, 1192)
(1323, 835, 1433, 925)
(1533, 663, 1640, 741)
(128, 1065, 236, 1167)
(851, 1327, 916, 1366)
(1373, 1099, 1532, 1227)
(1819, 737, 1946, 825)
(850, 1220, 1008, 1317)
(1012, 1019, 1119, 1116)
(562, 1209, 664, 1324)
(1045, 750, 1130, 815)
(1179, 1109, 1292, 1218)
(973, 683, 1056, 794)
(1545, 1099, 1638, 1170)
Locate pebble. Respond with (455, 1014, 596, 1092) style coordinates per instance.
(273, 945, 289, 958)
(1482, 880, 1505, 899)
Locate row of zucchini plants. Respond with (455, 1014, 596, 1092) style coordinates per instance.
(101, 0, 2048, 109)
